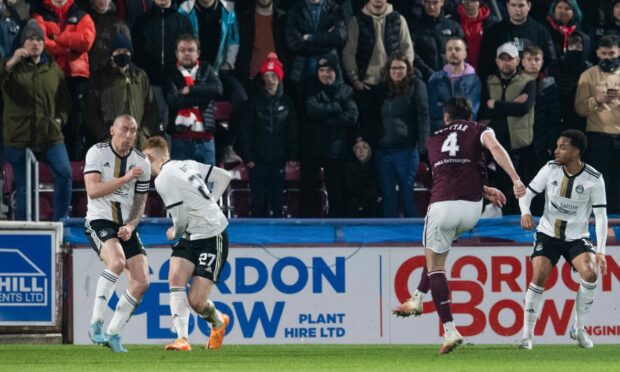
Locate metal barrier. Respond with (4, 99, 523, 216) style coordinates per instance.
(25, 149, 39, 221)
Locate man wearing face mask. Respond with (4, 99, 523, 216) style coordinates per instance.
(575, 35, 620, 214)
(84, 32, 162, 149)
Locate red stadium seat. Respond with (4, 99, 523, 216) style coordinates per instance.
(213, 101, 233, 122)
(414, 161, 432, 216)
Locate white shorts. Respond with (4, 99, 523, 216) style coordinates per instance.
(423, 199, 483, 254)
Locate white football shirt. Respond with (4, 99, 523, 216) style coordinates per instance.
(84, 143, 151, 224)
(529, 161, 606, 241)
(155, 160, 229, 240)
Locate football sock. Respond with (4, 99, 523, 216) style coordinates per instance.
(169, 287, 190, 339)
(575, 279, 597, 330)
(90, 269, 118, 324)
(416, 266, 430, 294)
(199, 299, 224, 328)
(428, 270, 453, 323)
(523, 283, 544, 339)
(107, 290, 139, 335)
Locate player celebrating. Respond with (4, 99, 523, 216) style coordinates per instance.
(141, 136, 232, 351)
(518, 130, 608, 350)
(84, 115, 151, 352)
(393, 96, 525, 354)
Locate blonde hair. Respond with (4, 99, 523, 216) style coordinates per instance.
(141, 135, 169, 154)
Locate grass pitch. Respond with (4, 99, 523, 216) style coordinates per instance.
(1, 344, 620, 371)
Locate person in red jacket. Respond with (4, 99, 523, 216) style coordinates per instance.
(454, 0, 499, 71)
(34, 0, 96, 160)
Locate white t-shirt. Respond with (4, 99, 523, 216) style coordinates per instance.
(155, 160, 230, 240)
(529, 161, 606, 241)
(84, 143, 151, 224)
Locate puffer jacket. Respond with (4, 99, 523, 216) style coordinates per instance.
(239, 83, 298, 165)
(305, 79, 358, 159)
(378, 78, 430, 151)
(34, 0, 96, 78)
(0, 54, 71, 151)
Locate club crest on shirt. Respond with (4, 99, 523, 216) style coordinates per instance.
(575, 185, 584, 194)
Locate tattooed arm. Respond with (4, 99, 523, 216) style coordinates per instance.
(118, 192, 148, 241)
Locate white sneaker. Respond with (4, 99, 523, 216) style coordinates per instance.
(392, 291, 423, 317)
(439, 329, 463, 354)
(519, 338, 533, 350)
(570, 326, 593, 348)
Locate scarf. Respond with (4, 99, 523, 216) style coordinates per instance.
(547, 16, 577, 53)
(175, 61, 211, 137)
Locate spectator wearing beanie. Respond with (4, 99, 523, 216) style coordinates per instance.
(84, 32, 162, 149)
(239, 52, 298, 217)
(301, 53, 358, 217)
(164, 33, 223, 166)
(1, 19, 72, 221)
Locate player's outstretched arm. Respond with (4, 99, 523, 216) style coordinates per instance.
(480, 130, 525, 198)
(593, 207, 608, 275)
(483, 186, 506, 208)
(84, 167, 143, 199)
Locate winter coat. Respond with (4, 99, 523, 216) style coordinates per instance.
(239, 83, 298, 165)
(575, 65, 620, 135)
(547, 53, 591, 131)
(132, 4, 193, 86)
(427, 64, 481, 131)
(454, 2, 498, 70)
(236, 5, 289, 87)
(179, 0, 238, 70)
(478, 17, 556, 80)
(164, 62, 223, 137)
(285, 0, 346, 82)
(410, 10, 464, 81)
(0, 54, 70, 152)
(88, 4, 130, 73)
(345, 156, 381, 217)
(305, 80, 358, 159)
(378, 78, 430, 152)
(532, 75, 561, 154)
(84, 61, 160, 146)
(34, 0, 96, 78)
(545, 16, 592, 59)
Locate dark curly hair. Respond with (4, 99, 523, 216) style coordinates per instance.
(444, 96, 473, 121)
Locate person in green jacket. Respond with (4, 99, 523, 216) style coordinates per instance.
(1, 19, 72, 221)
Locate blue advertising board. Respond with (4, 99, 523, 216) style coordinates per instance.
(0, 229, 57, 326)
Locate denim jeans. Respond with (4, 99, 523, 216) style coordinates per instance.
(5, 143, 72, 220)
(249, 163, 285, 217)
(375, 147, 419, 217)
(171, 138, 216, 165)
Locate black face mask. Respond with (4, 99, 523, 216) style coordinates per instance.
(112, 53, 131, 68)
(599, 57, 620, 73)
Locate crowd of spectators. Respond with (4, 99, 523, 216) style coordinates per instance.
(1, 0, 619, 220)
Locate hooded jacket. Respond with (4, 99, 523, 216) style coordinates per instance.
(34, 0, 96, 78)
(455, 2, 498, 70)
(1, 54, 71, 151)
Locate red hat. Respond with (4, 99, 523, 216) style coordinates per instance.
(260, 52, 284, 80)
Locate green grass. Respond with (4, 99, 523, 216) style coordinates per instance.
(1, 344, 620, 371)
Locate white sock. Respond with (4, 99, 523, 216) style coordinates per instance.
(414, 289, 425, 298)
(169, 287, 190, 339)
(575, 279, 597, 330)
(107, 291, 139, 336)
(200, 299, 224, 328)
(443, 321, 456, 334)
(90, 270, 118, 324)
(523, 283, 544, 339)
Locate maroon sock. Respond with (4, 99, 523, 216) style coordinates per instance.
(416, 265, 430, 293)
(429, 270, 453, 323)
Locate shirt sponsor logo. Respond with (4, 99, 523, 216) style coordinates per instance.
(551, 201, 578, 215)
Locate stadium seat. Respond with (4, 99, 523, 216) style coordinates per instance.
(283, 163, 328, 218)
(214, 101, 233, 123)
(225, 163, 251, 217)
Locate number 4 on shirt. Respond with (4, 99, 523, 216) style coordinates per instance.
(441, 132, 460, 156)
